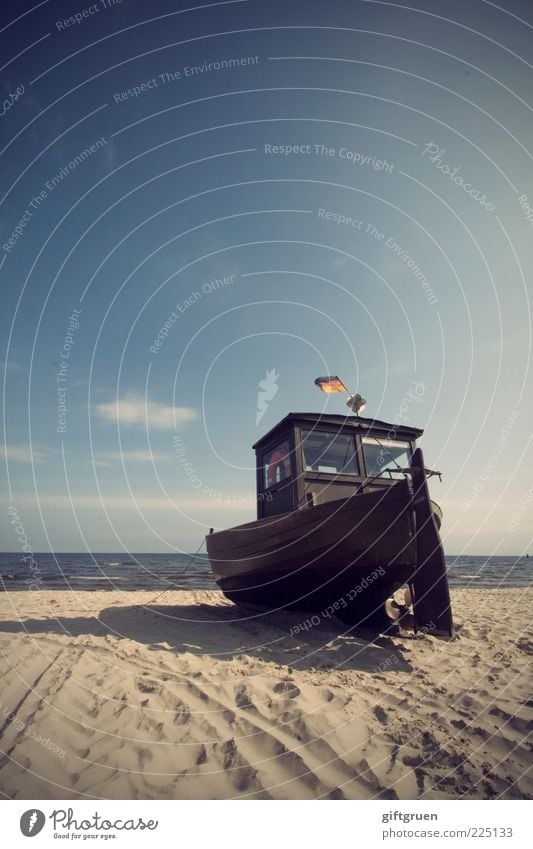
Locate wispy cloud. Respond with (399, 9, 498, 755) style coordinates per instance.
(0, 493, 250, 511)
(388, 361, 411, 377)
(95, 449, 172, 467)
(94, 393, 197, 431)
(2, 443, 50, 463)
(0, 359, 23, 371)
(329, 256, 350, 273)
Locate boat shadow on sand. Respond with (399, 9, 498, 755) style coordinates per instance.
(0, 599, 413, 674)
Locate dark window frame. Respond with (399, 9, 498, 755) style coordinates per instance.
(360, 435, 413, 480)
(299, 426, 361, 478)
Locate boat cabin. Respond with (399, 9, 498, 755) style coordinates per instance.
(252, 413, 424, 519)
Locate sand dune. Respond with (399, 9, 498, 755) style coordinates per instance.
(0, 588, 531, 800)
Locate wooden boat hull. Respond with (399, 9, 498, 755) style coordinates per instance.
(207, 449, 453, 636)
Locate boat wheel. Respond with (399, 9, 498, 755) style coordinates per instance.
(385, 586, 415, 630)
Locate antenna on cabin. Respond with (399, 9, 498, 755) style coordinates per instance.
(314, 376, 367, 416)
(346, 393, 367, 416)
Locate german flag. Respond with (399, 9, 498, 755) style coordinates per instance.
(314, 375, 347, 394)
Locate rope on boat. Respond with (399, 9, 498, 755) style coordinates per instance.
(143, 537, 207, 607)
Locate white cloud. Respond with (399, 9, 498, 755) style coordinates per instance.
(95, 450, 171, 466)
(0, 493, 251, 511)
(329, 256, 350, 272)
(388, 361, 411, 377)
(94, 393, 197, 431)
(2, 444, 50, 464)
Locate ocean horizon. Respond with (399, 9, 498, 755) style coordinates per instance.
(0, 552, 530, 592)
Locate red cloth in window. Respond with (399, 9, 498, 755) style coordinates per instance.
(267, 449, 290, 488)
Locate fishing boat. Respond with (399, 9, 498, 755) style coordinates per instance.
(206, 379, 453, 636)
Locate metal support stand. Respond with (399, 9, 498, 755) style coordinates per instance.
(410, 447, 453, 637)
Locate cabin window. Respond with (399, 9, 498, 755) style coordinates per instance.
(362, 437, 411, 479)
(262, 440, 291, 489)
(301, 430, 359, 475)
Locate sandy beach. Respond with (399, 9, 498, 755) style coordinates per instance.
(0, 588, 531, 800)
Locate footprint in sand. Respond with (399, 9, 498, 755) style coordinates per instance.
(516, 637, 533, 655)
(137, 747, 153, 767)
(273, 681, 301, 698)
(174, 701, 191, 725)
(136, 678, 160, 694)
(234, 683, 254, 709)
(320, 688, 335, 703)
(373, 705, 388, 725)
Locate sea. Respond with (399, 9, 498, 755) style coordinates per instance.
(0, 553, 531, 592)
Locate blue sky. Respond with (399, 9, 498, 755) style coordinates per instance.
(1, 0, 532, 555)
